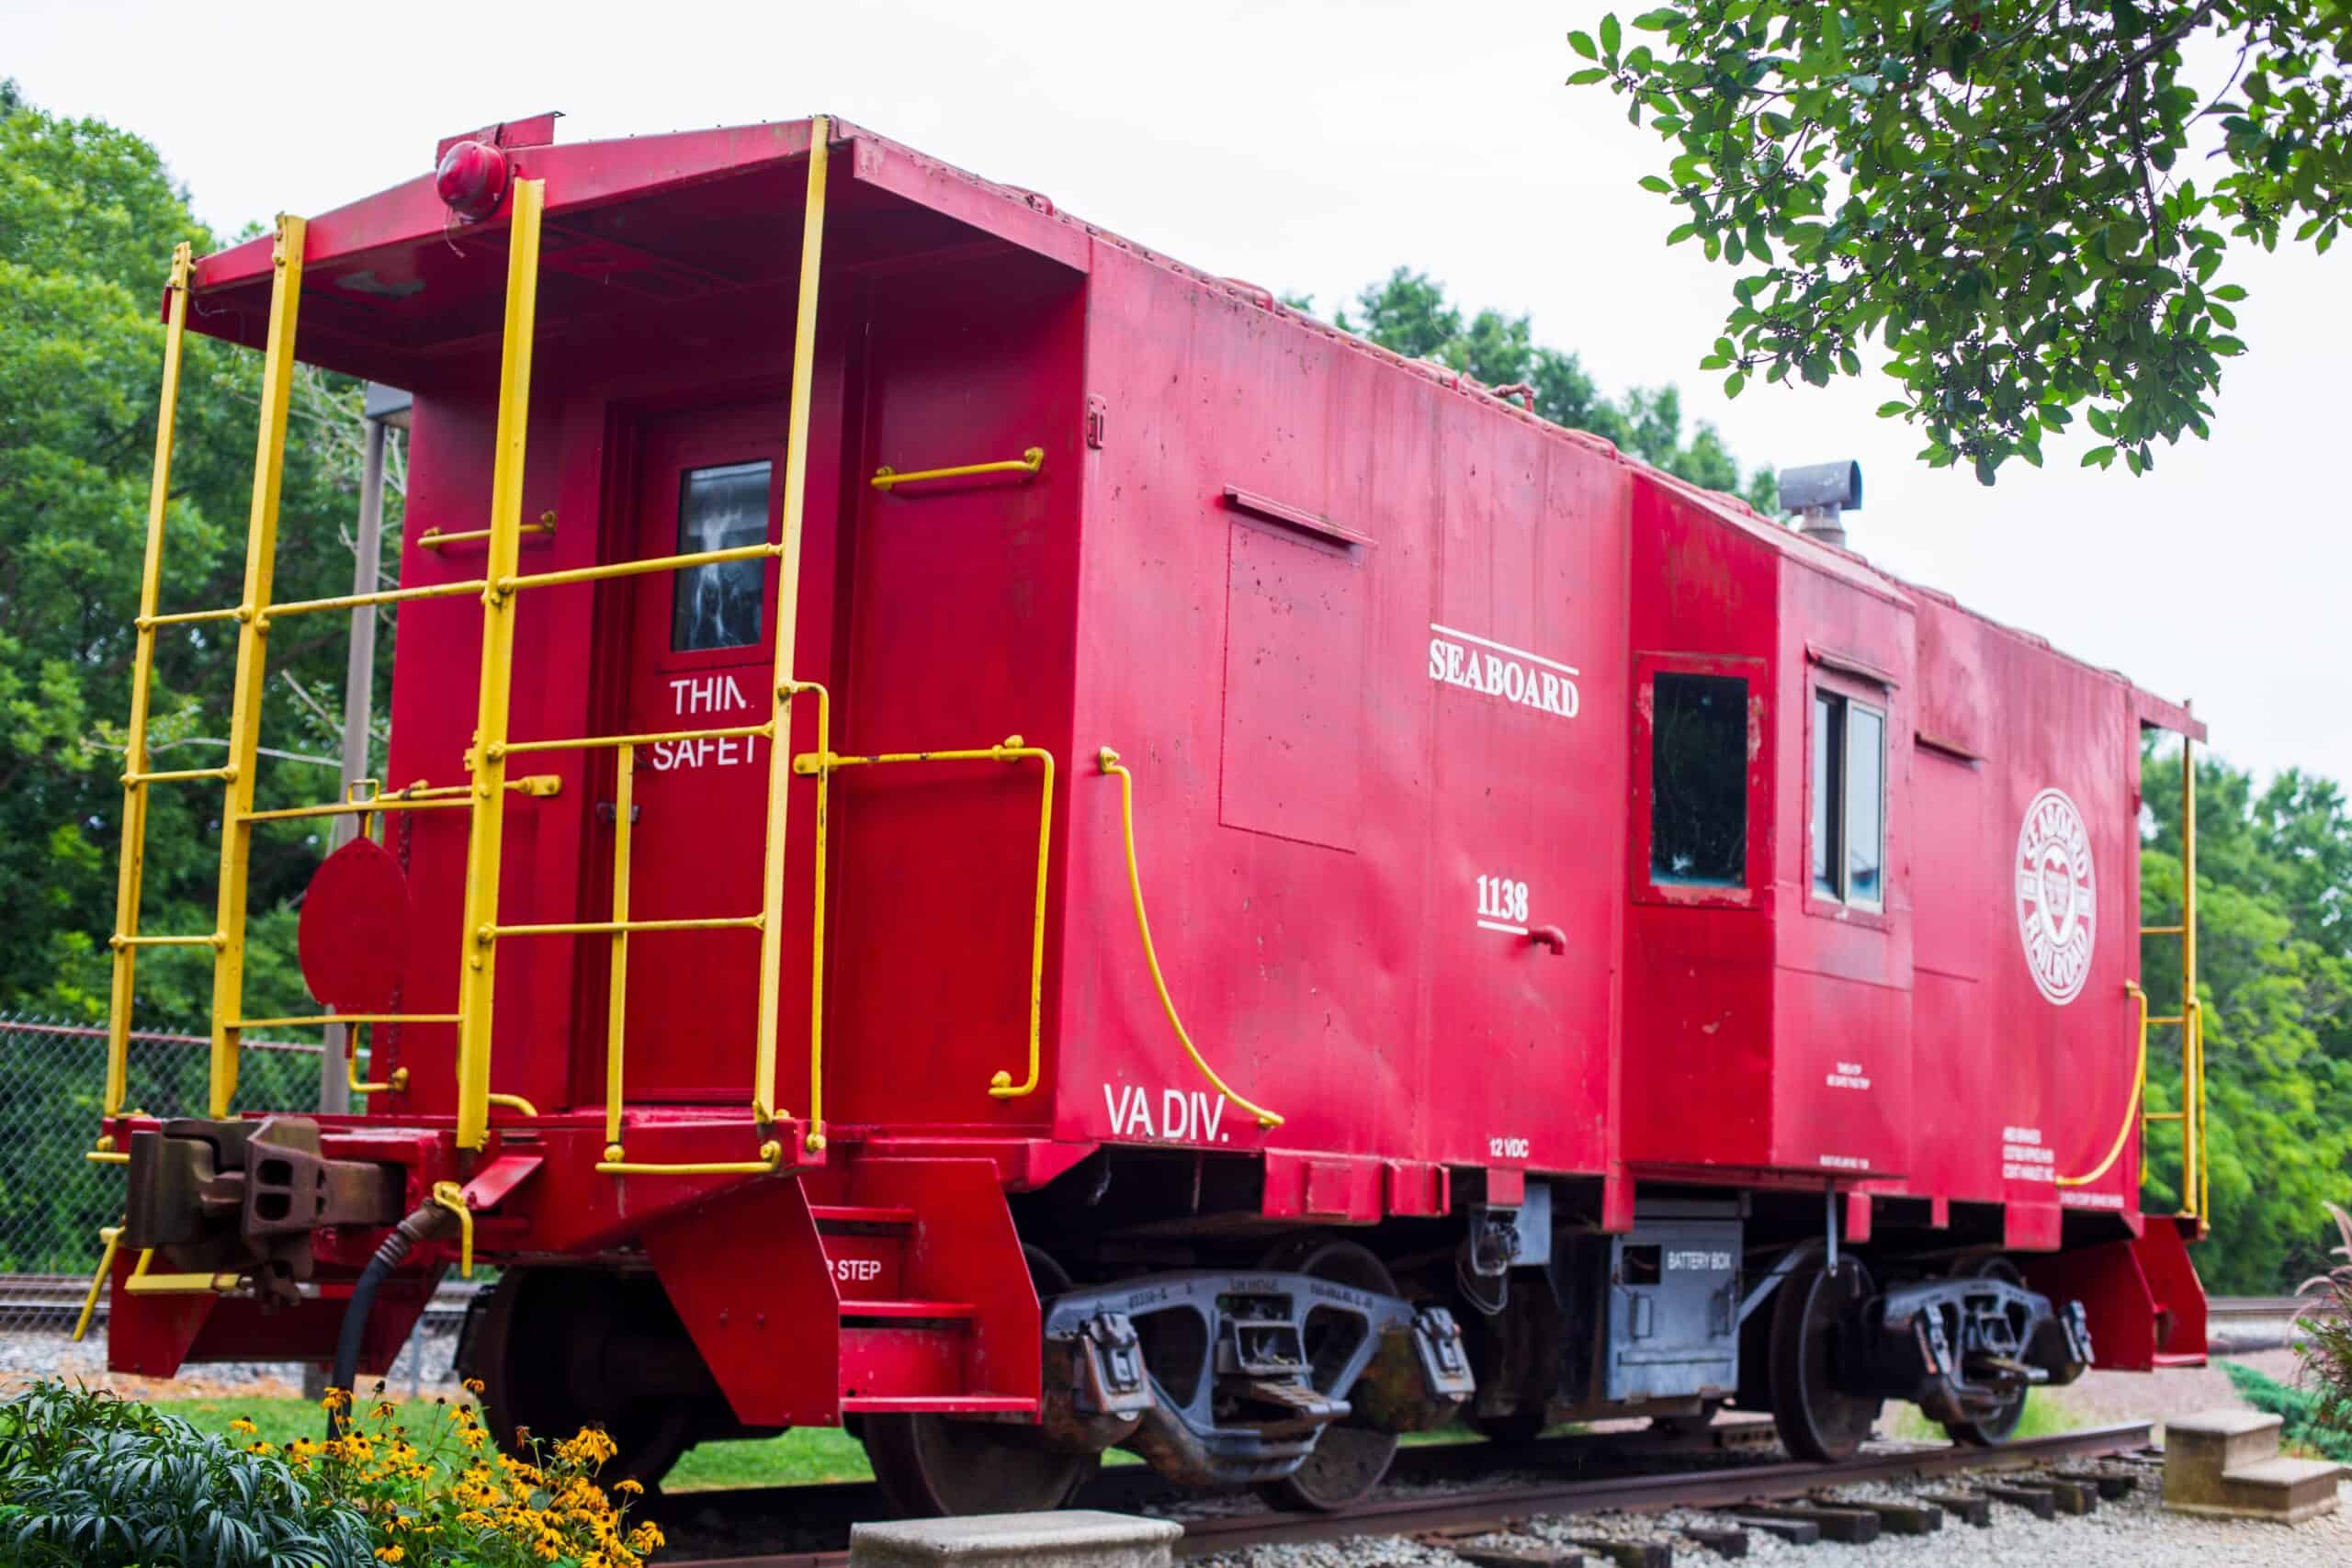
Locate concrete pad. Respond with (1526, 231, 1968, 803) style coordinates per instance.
(849, 1510, 1184, 1568)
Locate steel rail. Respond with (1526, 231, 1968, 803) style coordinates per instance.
(652, 1422, 2156, 1568)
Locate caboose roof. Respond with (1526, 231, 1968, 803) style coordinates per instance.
(183, 111, 2199, 741)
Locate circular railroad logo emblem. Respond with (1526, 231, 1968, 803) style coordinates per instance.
(2016, 787, 2097, 1005)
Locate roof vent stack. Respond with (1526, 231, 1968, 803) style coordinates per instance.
(1777, 460, 1863, 550)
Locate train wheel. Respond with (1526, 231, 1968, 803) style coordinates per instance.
(1768, 1258, 1883, 1462)
(1939, 1258, 2030, 1446)
(862, 1247, 1099, 1517)
(464, 1269, 697, 1490)
(1255, 1236, 1403, 1513)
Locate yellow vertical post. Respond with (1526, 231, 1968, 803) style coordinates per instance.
(604, 744, 635, 1156)
(106, 243, 194, 1121)
(753, 118, 831, 1144)
(453, 178, 547, 1151)
(208, 219, 306, 1118)
(2181, 729, 2204, 1225)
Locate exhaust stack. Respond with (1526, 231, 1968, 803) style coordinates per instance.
(1778, 459, 1863, 549)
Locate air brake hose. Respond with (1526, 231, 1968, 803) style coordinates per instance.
(327, 1199, 458, 1437)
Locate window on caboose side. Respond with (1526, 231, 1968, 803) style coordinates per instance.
(1649, 671, 1749, 887)
(1811, 689, 1886, 908)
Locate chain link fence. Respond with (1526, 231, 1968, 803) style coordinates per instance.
(0, 1016, 462, 1394)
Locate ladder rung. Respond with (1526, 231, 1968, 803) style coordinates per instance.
(490, 915, 763, 939)
(140, 605, 244, 629)
(260, 579, 488, 622)
(123, 765, 235, 785)
(841, 1300, 977, 1320)
(501, 723, 772, 758)
(111, 932, 221, 950)
(2148, 1015, 2186, 1026)
(229, 1013, 459, 1029)
(2141, 925, 2186, 936)
(2145, 1111, 2186, 1122)
(501, 541, 781, 594)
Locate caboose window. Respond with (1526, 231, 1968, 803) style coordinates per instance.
(1811, 690, 1886, 908)
(1649, 672, 1747, 887)
(672, 460, 772, 651)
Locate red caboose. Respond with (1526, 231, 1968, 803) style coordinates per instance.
(94, 114, 2211, 1511)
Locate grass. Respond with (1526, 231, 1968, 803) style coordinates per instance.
(152, 1394, 875, 1492)
(1888, 1388, 2082, 1442)
(153, 1395, 1499, 1495)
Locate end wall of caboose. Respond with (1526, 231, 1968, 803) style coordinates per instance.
(297, 145, 1095, 1136)
(1057, 247, 1633, 1180)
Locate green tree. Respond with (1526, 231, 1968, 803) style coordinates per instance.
(1304, 267, 1780, 510)
(1568, 3, 2349, 482)
(2140, 748, 2352, 1294)
(0, 84, 395, 1029)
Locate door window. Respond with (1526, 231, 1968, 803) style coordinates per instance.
(671, 459, 773, 651)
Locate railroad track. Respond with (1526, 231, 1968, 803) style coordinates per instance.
(654, 1421, 2157, 1566)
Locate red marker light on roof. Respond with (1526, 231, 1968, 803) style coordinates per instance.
(435, 139, 510, 223)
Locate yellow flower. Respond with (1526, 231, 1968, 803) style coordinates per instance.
(227, 1416, 258, 1437)
(374, 1549, 404, 1563)
(464, 1377, 487, 1395)
(612, 1478, 643, 1495)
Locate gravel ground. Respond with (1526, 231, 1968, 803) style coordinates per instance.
(1193, 1472, 2352, 1567)
(0, 1322, 464, 1401)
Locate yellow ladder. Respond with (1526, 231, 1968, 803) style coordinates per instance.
(99, 223, 539, 1144)
(2140, 728, 2207, 1229)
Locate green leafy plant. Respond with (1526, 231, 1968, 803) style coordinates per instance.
(0, 1381, 374, 1567)
(2289, 1201, 2352, 1450)
(1566, 3, 2350, 481)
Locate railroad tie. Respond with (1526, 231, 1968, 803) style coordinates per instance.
(1840, 1499, 1943, 1534)
(1452, 1545, 1586, 1568)
(1981, 1483, 2061, 1519)
(1676, 1523, 1748, 1558)
(1567, 1538, 1672, 1568)
(1919, 1490, 1996, 1528)
(1732, 1504, 1880, 1545)
(2029, 1475, 2100, 1515)
(2055, 1467, 2140, 1500)
(1726, 1515, 1818, 1545)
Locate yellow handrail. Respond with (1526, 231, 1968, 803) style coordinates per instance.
(781, 682, 832, 1147)
(208, 214, 308, 1119)
(795, 735, 1055, 1110)
(419, 511, 557, 552)
(104, 242, 193, 1125)
(752, 117, 834, 1145)
(497, 723, 772, 756)
(870, 445, 1045, 492)
(2059, 980, 2147, 1187)
(73, 1224, 123, 1341)
(2134, 728, 2206, 1227)
(452, 177, 545, 1152)
(1095, 747, 1282, 1129)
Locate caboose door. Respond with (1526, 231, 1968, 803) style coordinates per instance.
(610, 401, 788, 1100)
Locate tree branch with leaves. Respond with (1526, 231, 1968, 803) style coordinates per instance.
(1568, 1, 2349, 482)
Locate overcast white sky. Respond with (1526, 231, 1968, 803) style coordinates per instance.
(12, 0, 2346, 786)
